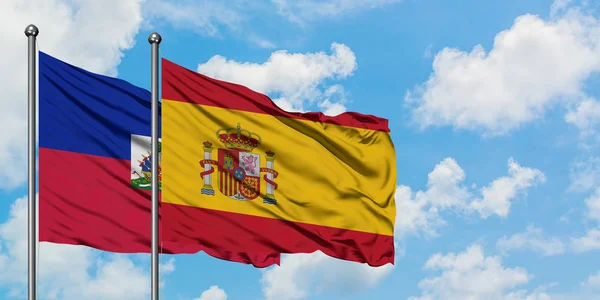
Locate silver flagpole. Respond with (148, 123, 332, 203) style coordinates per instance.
(148, 32, 162, 300)
(25, 24, 39, 300)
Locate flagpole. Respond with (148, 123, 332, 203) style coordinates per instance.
(25, 24, 39, 300)
(148, 32, 162, 300)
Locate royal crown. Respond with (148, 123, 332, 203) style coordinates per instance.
(216, 123, 262, 151)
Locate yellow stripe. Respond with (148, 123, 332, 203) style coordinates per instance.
(162, 99, 397, 235)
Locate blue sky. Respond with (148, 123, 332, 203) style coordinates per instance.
(1, 0, 600, 299)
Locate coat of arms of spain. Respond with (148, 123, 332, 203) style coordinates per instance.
(199, 123, 278, 204)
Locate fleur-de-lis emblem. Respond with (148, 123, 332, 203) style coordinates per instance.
(234, 168, 245, 180)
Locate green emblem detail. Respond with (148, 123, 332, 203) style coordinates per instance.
(131, 140, 162, 191)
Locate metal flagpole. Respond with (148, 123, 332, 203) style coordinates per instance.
(148, 32, 162, 300)
(25, 24, 39, 300)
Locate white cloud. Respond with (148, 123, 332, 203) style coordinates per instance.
(143, 0, 244, 37)
(424, 44, 434, 58)
(272, 0, 402, 25)
(143, 0, 399, 47)
(0, 0, 145, 189)
(550, 0, 575, 17)
(581, 270, 600, 290)
(568, 163, 600, 255)
(394, 158, 468, 238)
(153, 1, 276, 49)
(69, 256, 150, 300)
(409, 244, 547, 300)
(534, 270, 600, 299)
(394, 185, 446, 238)
(421, 157, 471, 209)
(0, 196, 175, 299)
(469, 158, 546, 218)
(317, 85, 348, 116)
(406, 4, 600, 136)
(318, 99, 347, 116)
(571, 228, 600, 253)
(585, 188, 600, 222)
(248, 36, 277, 49)
(194, 285, 228, 300)
(197, 42, 356, 113)
(396, 157, 545, 238)
(496, 225, 566, 256)
(569, 156, 600, 192)
(259, 251, 394, 300)
(160, 257, 176, 273)
(565, 98, 600, 137)
(504, 290, 553, 300)
(272, 98, 305, 113)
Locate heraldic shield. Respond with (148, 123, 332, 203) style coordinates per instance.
(199, 123, 279, 204)
(218, 148, 260, 200)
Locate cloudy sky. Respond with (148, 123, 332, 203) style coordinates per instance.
(2, 0, 600, 299)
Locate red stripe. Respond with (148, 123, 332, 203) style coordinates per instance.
(232, 175, 236, 195)
(161, 58, 390, 133)
(162, 203, 395, 267)
(229, 173, 233, 196)
(233, 174, 238, 195)
(39, 147, 279, 268)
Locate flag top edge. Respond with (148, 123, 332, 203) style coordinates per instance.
(161, 58, 390, 133)
(40, 51, 151, 96)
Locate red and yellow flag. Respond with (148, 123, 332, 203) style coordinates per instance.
(160, 58, 397, 266)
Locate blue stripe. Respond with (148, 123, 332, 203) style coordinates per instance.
(201, 189, 215, 196)
(39, 51, 161, 160)
(263, 198, 277, 205)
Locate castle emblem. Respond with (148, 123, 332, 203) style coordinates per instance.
(199, 123, 278, 204)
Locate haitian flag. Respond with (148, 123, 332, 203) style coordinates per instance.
(38, 51, 279, 267)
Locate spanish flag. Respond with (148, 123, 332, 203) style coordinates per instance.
(161, 59, 397, 266)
